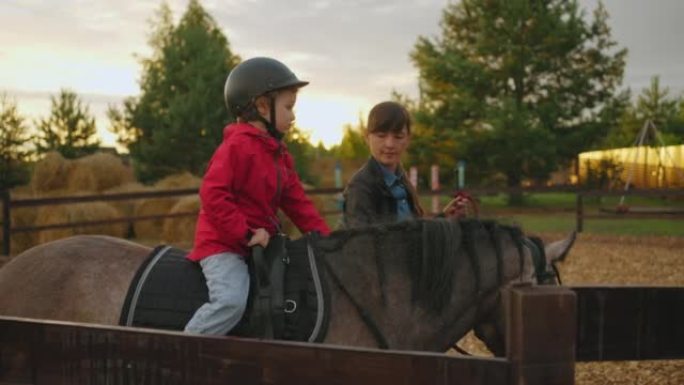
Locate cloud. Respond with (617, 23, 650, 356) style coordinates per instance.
(4, 0, 684, 147)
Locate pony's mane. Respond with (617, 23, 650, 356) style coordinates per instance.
(412, 219, 525, 313)
(323, 218, 525, 314)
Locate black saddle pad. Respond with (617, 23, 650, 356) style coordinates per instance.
(119, 236, 330, 342)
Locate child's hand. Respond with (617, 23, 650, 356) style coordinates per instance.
(247, 228, 270, 248)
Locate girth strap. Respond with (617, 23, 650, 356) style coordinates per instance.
(250, 233, 288, 339)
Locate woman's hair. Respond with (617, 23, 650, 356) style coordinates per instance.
(366, 101, 424, 217)
(367, 101, 411, 135)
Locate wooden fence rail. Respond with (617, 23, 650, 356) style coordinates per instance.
(0, 285, 575, 385)
(1, 283, 682, 383)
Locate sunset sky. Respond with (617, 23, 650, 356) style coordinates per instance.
(1, 0, 683, 148)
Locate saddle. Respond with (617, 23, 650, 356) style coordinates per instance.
(119, 233, 331, 342)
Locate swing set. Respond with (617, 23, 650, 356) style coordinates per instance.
(600, 119, 684, 215)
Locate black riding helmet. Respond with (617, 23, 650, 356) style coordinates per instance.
(224, 57, 308, 140)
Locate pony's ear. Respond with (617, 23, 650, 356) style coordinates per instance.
(544, 231, 576, 263)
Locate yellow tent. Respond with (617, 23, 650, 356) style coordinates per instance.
(579, 120, 684, 189)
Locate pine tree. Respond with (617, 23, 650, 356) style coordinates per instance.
(0, 94, 32, 190)
(35, 89, 100, 159)
(109, 0, 240, 182)
(411, 0, 626, 198)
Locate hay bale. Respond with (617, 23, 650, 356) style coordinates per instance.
(70, 152, 135, 192)
(132, 196, 180, 242)
(162, 195, 200, 248)
(131, 173, 200, 242)
(30, 152, 73, 194)
(34, 202, 127, 244)
(64, 164, 98, 192)
(154, 172, 201, 190)
(31, 151, 135, 195)
(101, 182, 154, 240)
(103, 182, 152, 218)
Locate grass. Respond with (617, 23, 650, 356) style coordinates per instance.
(413, 192, 684, 237)
(319, 191, 683, 237)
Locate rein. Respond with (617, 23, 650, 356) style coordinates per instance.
(321, 256, 390, 349)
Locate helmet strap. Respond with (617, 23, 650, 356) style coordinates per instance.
(256, 94, 283, 141)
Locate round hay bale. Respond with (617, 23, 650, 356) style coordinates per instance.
(70, 152, 135, 192)
(102, 182, 153, 240)
(30, 151, 135, 195)
(30, 152, 73, 194)
(132, 196, 180, 242)
(35, 202, 127, 244)
(103, 182, 152, 218)
(154, 172, 201, 190)
(162, 195, 200, 248)
(65, 164, 98, 192)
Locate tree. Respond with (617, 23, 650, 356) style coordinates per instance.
(411, 0, 626, 200)
(35, 89, 100, 159)
(633, 76, 681, 144)
(109, 0, 240, 182)
(0, 94, 32, 190)
(601, 77, 684, 148)
(285, 126, 319, 185)
(334, 120, 369, 161)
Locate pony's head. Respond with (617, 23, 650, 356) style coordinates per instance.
(473, 231, 577, 356)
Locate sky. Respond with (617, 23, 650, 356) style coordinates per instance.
(1, 0, 684, 149)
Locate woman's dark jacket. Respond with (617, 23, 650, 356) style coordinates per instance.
(341, 157, 421, 228)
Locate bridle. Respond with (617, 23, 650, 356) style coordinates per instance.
(456, 235, 563, 355)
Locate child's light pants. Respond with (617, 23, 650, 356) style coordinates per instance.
(184, 252, 249, 335)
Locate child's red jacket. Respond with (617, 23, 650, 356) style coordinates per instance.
(188, 122, 330, 261)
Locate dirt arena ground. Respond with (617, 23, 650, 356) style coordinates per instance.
(456, 233, 684, 385)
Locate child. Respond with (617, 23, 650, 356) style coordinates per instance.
(185, 57, 331, 335)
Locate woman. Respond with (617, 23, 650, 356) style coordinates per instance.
(342, 101, 469, 229)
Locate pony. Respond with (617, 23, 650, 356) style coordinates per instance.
(0, 218, 574, 354)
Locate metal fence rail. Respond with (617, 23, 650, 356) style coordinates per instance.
(3, 186, 683, 255)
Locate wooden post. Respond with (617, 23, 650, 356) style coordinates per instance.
(505, 285, 577, 385)
(409, 166, 418, 188)
(2, 189, 10, 256)
(575, 193, 583, 233)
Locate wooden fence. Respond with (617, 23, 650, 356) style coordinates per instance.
(2, 285, 682, 385)
(574, 188, 684, 232)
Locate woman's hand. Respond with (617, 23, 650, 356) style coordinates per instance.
(442, 197, 468, 219)
(443, 191, 478, 219)
(247, 228, 270, 248)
